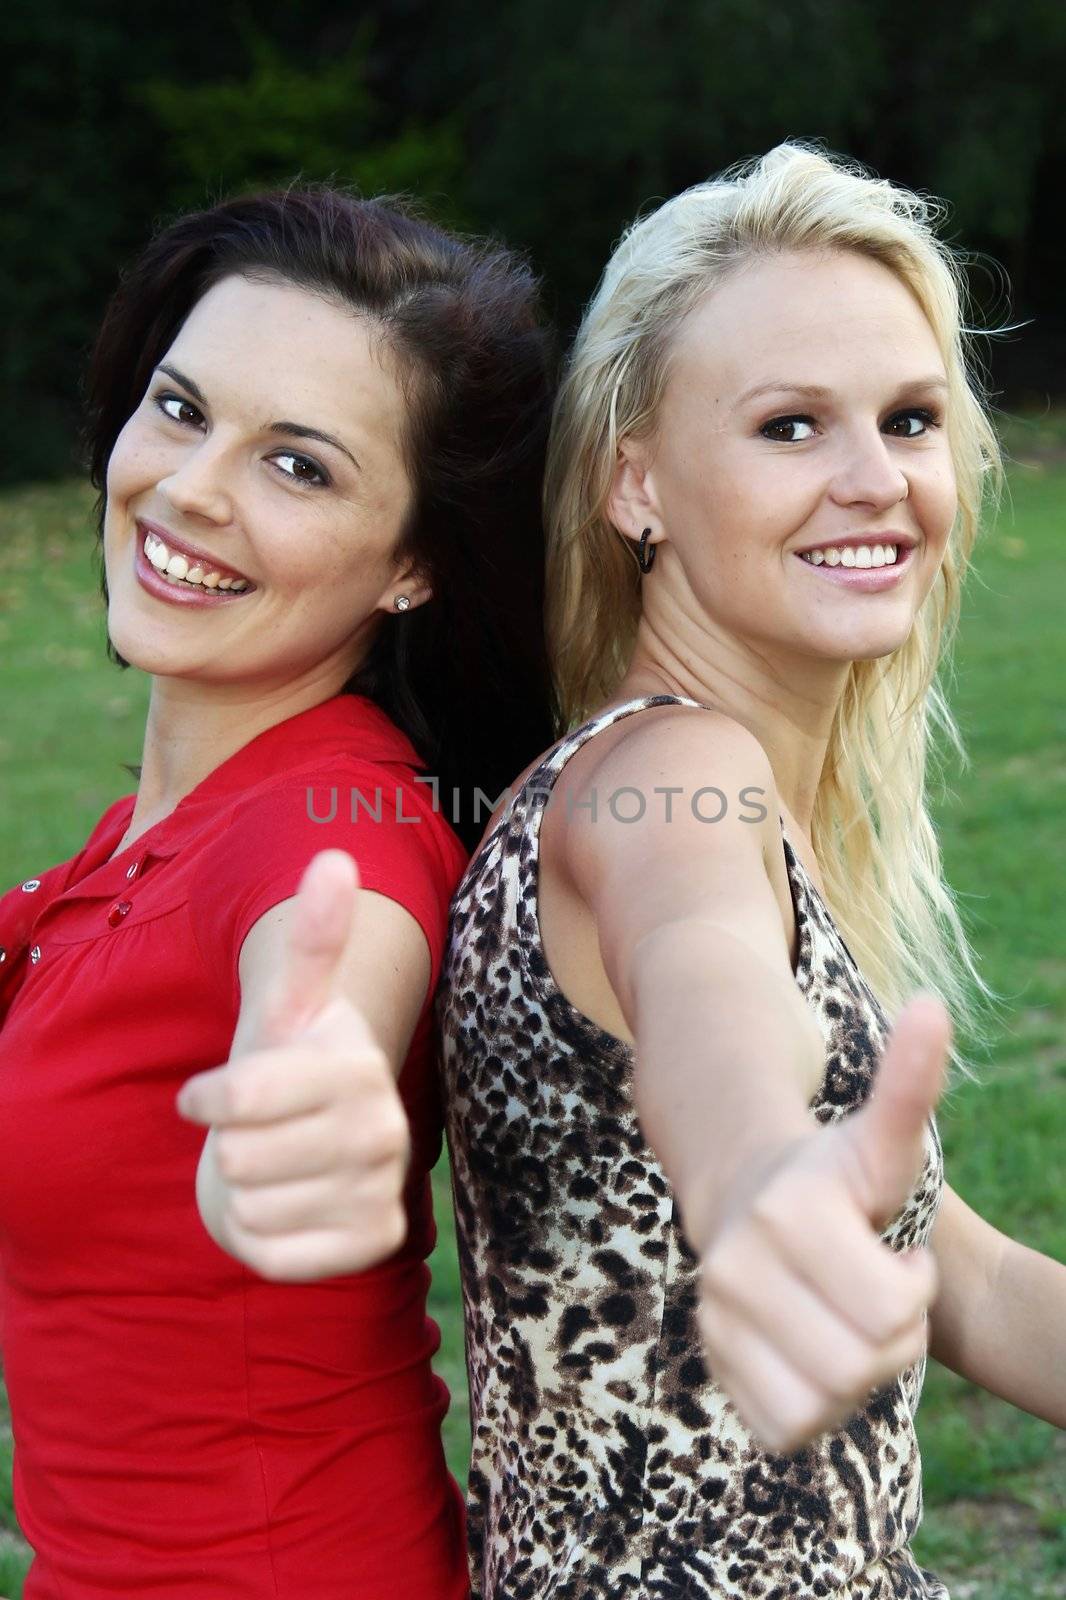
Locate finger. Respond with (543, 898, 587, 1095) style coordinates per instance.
(701, 1315, 849, 1454)
(211, 1104, 408, 1188)
(226, 1221, 407, 1283)
(224, 1173, 400, 1238)
(257, 850, 362, 1048)
(177, 1031, 392, 1127)
(212, 1111, 359, 1187)
(772, 1195, 938, 1343)
(840, 992, 951, 1225)
(710, 1245, 930, 1404)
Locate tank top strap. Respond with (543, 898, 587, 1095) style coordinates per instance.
(489, 694, 706, 1041)
(510, 693, 706, 823)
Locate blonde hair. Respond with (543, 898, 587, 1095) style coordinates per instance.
(545, 141, 1002, 1042)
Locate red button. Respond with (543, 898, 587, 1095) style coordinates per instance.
(107, 902, 133, 927)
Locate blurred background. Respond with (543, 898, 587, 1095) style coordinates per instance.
(2, 1, 1065, 1595)
(5, 0, 1066, 480)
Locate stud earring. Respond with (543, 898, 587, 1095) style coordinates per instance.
(636, 527, 657, 574)
(394, 595, 411, 612)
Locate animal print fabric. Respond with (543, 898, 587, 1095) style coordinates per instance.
(439, 696, 947, 1599)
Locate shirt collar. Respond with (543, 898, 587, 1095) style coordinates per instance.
(61, 694, 425, 896)
(145, 692, 426, 851)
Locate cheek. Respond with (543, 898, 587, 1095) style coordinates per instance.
(917, 457, 958, 547)
(660, 441, 756, 546)
(105, 416, 158, 506)
(259, 520, 392, 602)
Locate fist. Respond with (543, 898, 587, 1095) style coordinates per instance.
(697, 994, 951, 1452)
(177, 850, 411, 1282)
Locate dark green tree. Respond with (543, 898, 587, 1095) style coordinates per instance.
(5, 0, 1066, 483)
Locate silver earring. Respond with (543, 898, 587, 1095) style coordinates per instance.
(394, 595, 411, 612)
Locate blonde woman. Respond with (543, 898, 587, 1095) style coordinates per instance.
(438, 144, 1066, 1598)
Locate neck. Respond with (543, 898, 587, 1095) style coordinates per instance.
(123, 667, 351, 828)
(614, 612, 848, 836)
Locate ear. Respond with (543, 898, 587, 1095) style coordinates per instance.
(607, 439, 664, 557)
(374, 560, 433, 616)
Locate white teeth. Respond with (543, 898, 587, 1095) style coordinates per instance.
(146, 538, 169, 572)
(802, 541, 904, 568)
(141, 531, 249, 593)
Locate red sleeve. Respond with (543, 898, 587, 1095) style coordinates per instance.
(187, 756, 467, 1017)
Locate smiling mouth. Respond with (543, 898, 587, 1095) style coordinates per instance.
(798, 542, 906, 569)
(133, 538, 254, 607)
(141, 528, 252, 592)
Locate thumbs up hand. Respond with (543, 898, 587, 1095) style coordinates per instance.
(696, 994, 951, 1452)
(177, 850, 411, 1282)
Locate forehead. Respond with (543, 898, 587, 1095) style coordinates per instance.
(668, 249, 946, 402)
(163, 274, 407, 440)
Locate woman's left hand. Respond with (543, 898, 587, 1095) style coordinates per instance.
(176, 852, 412, 1281)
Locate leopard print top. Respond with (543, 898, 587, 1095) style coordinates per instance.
(439, 695, 947, 1599)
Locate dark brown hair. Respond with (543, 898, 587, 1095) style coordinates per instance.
(85, 187, 558, 847)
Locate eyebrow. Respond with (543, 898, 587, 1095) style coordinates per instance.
(737, 376, 950, 405)
(155, 363, 363, 471)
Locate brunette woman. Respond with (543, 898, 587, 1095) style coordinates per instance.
(0, 188, 555, 1597)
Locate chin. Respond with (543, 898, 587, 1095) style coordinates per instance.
(106, 631, 157, 675)
(106, 605, 172, 676)
(834, 631, 915, 664)
(806, 602, 919, 664)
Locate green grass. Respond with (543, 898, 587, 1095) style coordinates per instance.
(1, 433, 1064, 1595)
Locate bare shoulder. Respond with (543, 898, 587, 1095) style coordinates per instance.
(533, 699, 805, 1049)
(545, 700, 780, 883)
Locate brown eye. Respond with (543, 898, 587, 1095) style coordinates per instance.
(760, 415, 816, 443)
(884, 409, 939, 437)
(272, 451, 329, 488)
(157, 394, 203, 428)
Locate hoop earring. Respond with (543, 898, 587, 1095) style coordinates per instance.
(636, 527, 657, 574)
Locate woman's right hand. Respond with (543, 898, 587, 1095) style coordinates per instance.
(177, 852, 412, 1281)
(695, 994, 951, 1452)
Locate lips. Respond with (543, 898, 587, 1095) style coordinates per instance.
(794, 542, 915, 590)
(133, 538, 251, 606)
(135, 518, 253, 585)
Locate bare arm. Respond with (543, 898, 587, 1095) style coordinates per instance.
(930, 1184, 1066, 1427)
(562, 706, 833, 1247)
(554, 705, 948, 1450)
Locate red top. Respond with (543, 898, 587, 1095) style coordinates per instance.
(0, 693, 470, 1599)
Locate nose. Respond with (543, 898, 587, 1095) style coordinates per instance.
(827, 426, 909, 515)
(157, 441, 234, 525)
